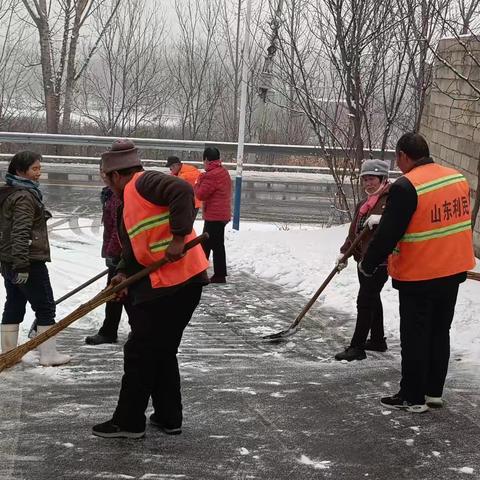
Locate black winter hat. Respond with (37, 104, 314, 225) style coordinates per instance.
(166, 156, 181, 168)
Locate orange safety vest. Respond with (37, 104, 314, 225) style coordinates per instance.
(178, 164, 202, 209)
(388, 163, 475, 281)
(123, 172, 209, 288)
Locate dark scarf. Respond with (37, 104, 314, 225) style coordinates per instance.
(100, 186, 113, 208)
(5, 173, 43, 202)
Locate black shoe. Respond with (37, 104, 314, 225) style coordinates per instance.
(209, 275, 226, 284)
(92, 420, 145, 439)
(85, 333, 117, 345)
(150, 413, 182, 435)
(380, 394, 429, 413)
(334, 346, 366, 361)
(363, 337, 388, 352)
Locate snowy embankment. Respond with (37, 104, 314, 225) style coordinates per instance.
(3, 218, 479, 366)
(225, 221, 480, 365)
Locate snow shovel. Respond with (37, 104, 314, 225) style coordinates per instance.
(28, 268, 110, 338)
(262, 228, 370, 341)
(0, 233, 208, 373)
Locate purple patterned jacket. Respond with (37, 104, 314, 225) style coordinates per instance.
(100, 187, 122, 259)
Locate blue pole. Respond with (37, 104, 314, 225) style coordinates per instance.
(233, 176, 243, 230)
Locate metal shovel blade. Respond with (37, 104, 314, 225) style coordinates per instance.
(262, 325, 299, 341)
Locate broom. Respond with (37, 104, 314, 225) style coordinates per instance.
(0, 233, 208, 373)
(467, 270, 480, 281)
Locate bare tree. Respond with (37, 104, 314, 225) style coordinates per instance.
(274, 0, 403, 216)
(456, 0, 480, 33)
(167, 0, 226, 140)
(377, 7, 417, 156)
(76, 0, 169, 136)
(214, 0, 243, 140)
(20, 0, 121, 134)
(398, 0, 451, 131)
(0, 0, 32, 128)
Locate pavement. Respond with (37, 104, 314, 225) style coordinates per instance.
(1, 270, 479, 480)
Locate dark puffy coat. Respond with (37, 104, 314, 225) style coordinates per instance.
(101, 187, 122, 259)
(194, 160, 231, 221)
(0, 186, 51, 271)
(340, 183, 391, 262)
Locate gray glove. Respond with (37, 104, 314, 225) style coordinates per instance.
(335, 254, 348, 271)
(13, 272, 29, 284)
(365, 214, 382, 230)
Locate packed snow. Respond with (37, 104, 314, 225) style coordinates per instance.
(3, 218, 479, 369)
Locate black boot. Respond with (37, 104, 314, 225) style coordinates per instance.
(85, 333, 117, 345)
(92, 419, 145, 439)
(334, 346, 366, 361)
(364, 337, 387, 352)
(150, 413, 182, 435)
(209, 275, 226, 284)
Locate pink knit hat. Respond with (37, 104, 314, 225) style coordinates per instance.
(101, 139, 142, 173)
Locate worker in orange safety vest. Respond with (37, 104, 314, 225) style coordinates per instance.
(166, 156, 202, 217)
(359, 132, 475, 414)
(92, 139, 209, 439)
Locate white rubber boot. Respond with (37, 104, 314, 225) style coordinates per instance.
(1, 324, 19, 353)
(37, 325, 71, 367)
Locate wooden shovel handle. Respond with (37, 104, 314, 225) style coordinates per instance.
(290, 227, 371, 330)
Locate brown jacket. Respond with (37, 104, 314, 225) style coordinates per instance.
(0, 186, 51, 271)
(340, 183, 391, 262)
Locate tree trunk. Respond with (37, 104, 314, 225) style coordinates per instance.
(37, 12, 59, 134)
(62, 5, 83, 133)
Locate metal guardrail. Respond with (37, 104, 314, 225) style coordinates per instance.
(0, 131, 396, 160)
(0, 153, 402, 177)
(0, 152, 332, 173)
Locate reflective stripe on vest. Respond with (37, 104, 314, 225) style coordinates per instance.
(388, 163, 475, 282)
(127, 213, 170, 239)
(123, 172, 209, 288)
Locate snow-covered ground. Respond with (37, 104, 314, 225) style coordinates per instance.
(5, 218, 479, 367)
(226, 221, 480, 366)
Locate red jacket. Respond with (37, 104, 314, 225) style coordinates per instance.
(194, 160, 231, 221)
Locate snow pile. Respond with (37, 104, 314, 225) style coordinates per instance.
(225, 221, 480, 365)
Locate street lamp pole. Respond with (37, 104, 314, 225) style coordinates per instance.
(233, 0, 252, 231)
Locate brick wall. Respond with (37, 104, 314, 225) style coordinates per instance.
(421, 36, 480, 256)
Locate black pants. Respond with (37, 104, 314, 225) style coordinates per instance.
(112, 284, 202, 431)
(398, 283, 459, 404)
(98, 266, 123, 339)
(350, 265, 388, 348)
(1, 262, 55, 326)
(202, 221, 227, 277)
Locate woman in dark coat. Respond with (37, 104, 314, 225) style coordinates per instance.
(0, 151, 70, 365)
(334, 159, 391, 362)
